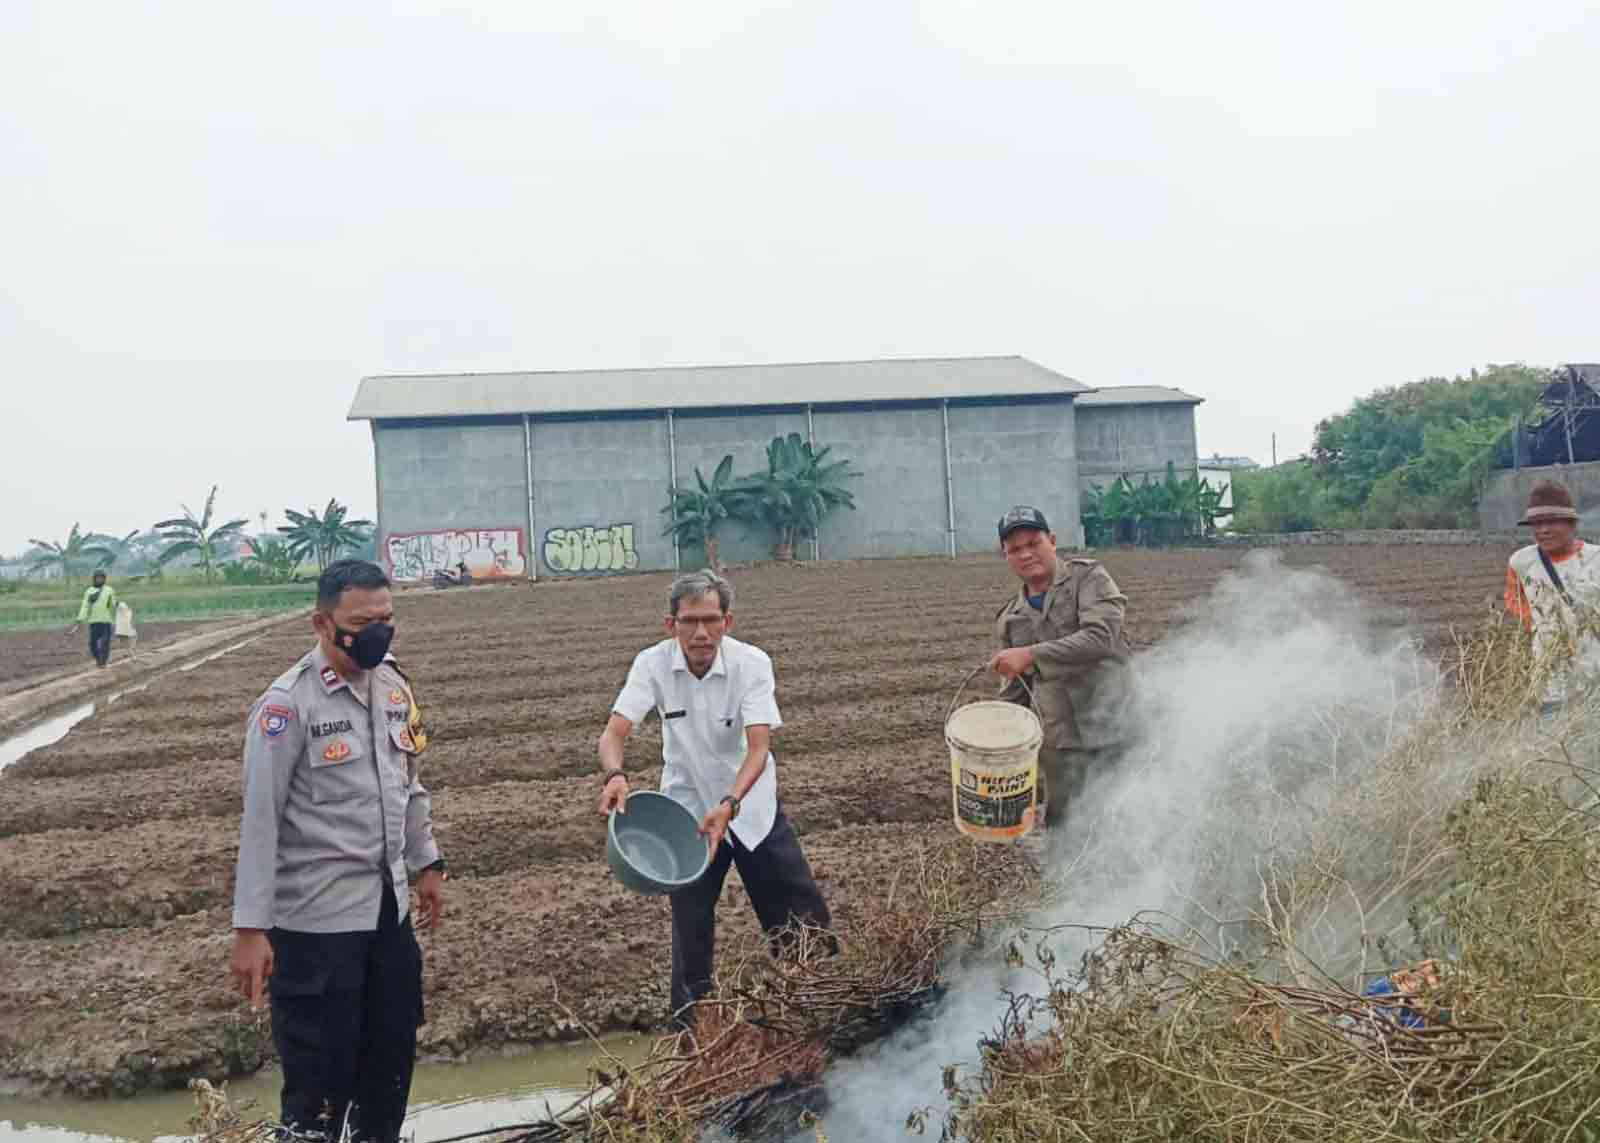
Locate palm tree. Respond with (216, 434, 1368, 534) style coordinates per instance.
(278, 499, 373, 572)
(663, 455, 746, 571)
(26, 524, 115, 581)
(740, 433, 859, 560)
(244, 537, 302, 583)
(154, 486, 250, 583)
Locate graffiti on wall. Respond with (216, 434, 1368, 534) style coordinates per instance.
(542, 524, 640, 574)
(386, 528, 527, 581)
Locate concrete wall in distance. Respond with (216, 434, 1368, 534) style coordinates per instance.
(1480, 462, 1600, 533)
(812, 405, 948, 559)
(670, 409, 810, 566)
(948, 398, 1081, 551)
(374, 421, 532, 580)
(528, 413, 675, 575)
(1076, 404, 1199, 484)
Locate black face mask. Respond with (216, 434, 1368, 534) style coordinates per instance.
(332, 622, 395, 670)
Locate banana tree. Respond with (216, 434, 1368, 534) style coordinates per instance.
(740, 433, 859, 561)
(26, 524, 116, 581)
(278, 499, 374, 572)
(244, 537, 302, 583)
(155, 486, 250, 583)
(663, 455, 745, 571)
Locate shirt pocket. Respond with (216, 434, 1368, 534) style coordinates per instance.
(308, 734, 369, 804)
(712, 707, 746, 756)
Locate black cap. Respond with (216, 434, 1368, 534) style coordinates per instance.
(998, 505, 1050, 541)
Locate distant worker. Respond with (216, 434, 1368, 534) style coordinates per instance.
(228, 559, 446, 1143)
(67, 569, 118, 668)
(988, 506, 1133, 833)
(597, 569, 834, 1027)
(1504, 480, 1600, 710)
(114, 599, 138, 660)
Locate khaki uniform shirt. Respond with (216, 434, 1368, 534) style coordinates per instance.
(231, 644, 440, 933)
(995, 556, 1133, 751)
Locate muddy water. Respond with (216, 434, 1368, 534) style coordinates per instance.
(0, 1036, 649, 1142)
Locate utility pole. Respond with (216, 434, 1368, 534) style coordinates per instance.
(1271, 432, 1277, 468)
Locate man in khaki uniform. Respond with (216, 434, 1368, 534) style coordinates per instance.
(988, 506, 1132, 831)
(229, 559, 445, 1143)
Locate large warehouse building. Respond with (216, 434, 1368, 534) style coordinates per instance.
(347, 357, 1204, 580)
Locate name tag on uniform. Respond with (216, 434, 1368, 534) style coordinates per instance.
(662, 709, 687, 720)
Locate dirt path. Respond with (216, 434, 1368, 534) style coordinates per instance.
(0, 545, 1516, 1095)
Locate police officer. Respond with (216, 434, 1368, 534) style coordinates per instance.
(988, 506, 1133, 832)
(597, 569, 834, 1027)
(229, 559, 445, 1143)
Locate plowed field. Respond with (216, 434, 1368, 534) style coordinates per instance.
(0, 544, 1514, 1094)
(0, 621, 220, 694)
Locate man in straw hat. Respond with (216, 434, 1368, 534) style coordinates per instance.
(989, 506, 1133, 834)
(1504, 479, 1600, 709)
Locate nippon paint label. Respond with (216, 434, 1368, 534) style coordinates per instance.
(953, 764, 1036, 831)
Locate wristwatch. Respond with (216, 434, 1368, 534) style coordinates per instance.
(602, 770, 627, 788)
(720, 794, 741, 820)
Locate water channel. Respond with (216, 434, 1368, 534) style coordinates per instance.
(1, 639, 653, 1141)
(0, 1036, 648, 1142)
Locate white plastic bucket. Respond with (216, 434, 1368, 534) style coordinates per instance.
(945, 698, 1042, 842)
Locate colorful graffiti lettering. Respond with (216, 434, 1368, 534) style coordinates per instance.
(386, 528, 527, 581)
(542, 524, 639, 574)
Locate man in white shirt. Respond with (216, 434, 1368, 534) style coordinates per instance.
(1504, 479, 1600, 709)
(597, 569, 833, 1026)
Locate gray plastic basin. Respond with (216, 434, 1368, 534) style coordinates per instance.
(606, 791, 710, 895)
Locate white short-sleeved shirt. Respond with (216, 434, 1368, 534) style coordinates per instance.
(611, 635, 782, 850)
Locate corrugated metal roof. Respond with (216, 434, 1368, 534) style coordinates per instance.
(1076, 385, 1204, 407)
(348, 355, 1088, 421)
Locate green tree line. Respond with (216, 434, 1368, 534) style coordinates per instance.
(19, 488, 372, 584)
(1233, 364, 1547, 532)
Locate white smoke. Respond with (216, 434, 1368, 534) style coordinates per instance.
(806, 551, 1442, 1141)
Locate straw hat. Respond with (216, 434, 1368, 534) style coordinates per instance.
(1518, 480, 1579, 525)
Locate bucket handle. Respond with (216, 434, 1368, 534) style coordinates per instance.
(946, 660, 1040, 728)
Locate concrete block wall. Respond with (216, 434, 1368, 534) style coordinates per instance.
(1480, 462, 1600, 533)
(948, 399, 1081, 550)
(528, 414, 675, 575)
(373, 396, 1090, 574)
(1076, 404, 1199, 484)
(670, 409, 810, 566)
(374, 421, 532, 580)
(811, 405, 948, 558)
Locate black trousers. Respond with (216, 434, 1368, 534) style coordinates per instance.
(669, 809, 834, 1025)
(268, 885, 423, 1143)
(87, 622, 112, 667)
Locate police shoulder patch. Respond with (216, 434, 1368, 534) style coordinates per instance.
(259, 703, 295, 738)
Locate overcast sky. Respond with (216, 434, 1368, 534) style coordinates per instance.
(3, 1, 1596, 553)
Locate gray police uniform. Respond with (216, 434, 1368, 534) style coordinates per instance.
(232, 643, 440, 1143)
(996, 556, 1133, 826)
